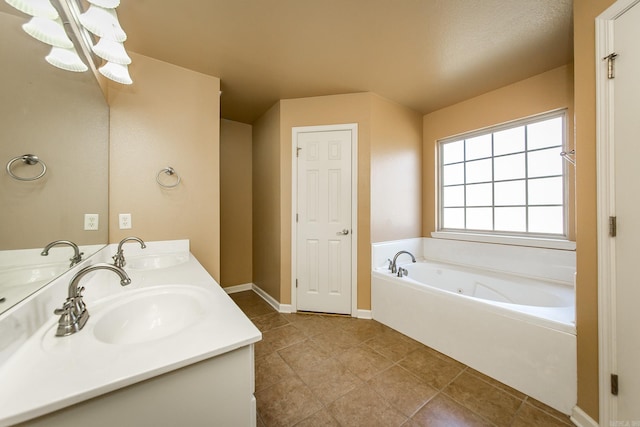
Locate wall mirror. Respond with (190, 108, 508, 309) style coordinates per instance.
(0, 5, 109, 315)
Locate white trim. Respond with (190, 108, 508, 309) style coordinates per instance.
(291, 124, 359, 316)
(223, 283, 254, 294)
(357, 310, 372, 320)
(595, 1, 640, 424)
(431, 231, 576, 251)
(251, 284, 283, 313)
(571, 406, 599, 427)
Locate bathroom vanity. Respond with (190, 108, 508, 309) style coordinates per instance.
(0, 240, 261, 427)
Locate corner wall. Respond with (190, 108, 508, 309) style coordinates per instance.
(108, 52, 221, 280)
(220, 119, 253, 288)
(252, 103, 282, 301)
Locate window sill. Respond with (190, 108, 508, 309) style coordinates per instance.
(431, 231, 576, 251)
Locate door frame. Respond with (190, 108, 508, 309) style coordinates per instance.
(291, 123, 358, 316)
(596, 0, 640, 423)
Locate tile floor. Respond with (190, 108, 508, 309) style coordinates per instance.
(230, 291, 574, 427)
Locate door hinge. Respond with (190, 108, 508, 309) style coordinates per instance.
(611, 373, 619, 396)
(295, 279, 298, 288)
(296, 147, 302, 157)
(609, 216, 617, 237)
(296, 213, 298, 223)
(604, 53, 618, 79)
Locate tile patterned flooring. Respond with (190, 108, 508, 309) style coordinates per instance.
(230, 291, 574, 427)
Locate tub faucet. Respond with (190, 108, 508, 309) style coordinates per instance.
(391, 250, 416, 274)
(41, 240, 84, 267)
(54, 263, 131, 337)
(112, 236, 146, 268)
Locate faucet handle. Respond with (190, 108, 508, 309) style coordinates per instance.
(54, 298, 73, 316)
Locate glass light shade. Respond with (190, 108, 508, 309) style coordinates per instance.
(22, 16, 73, 48)
(5, 0, 58, 19)
(86, 0, 120, 7)
(99, 61, 132, 85)
(92, 37, 131, 64)
(45, 46, 88, 72)
(79, 5, 126, 42)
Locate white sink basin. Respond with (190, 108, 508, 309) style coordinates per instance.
(92, 285, 213, 345)
(125, 253, 189, 270)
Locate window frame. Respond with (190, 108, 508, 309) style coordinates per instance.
(436, 109, 571, 244)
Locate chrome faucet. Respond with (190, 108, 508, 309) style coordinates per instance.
(112, 236, 146, 268)
(41, 240, 84, 267)
(54, 263, 131, 337)
(390, 250, 416, 275)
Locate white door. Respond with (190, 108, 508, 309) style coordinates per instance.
(295, 129, 353, 314)
(612, 2, 640, 421)
(598, 0, 640, 423)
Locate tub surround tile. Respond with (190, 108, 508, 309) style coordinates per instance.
(411, 393, 494, 427)
(443, 371, 523, 426)
(367, 365, 438, 418)
(327, 383, 408, 427)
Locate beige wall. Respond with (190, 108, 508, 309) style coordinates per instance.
(279, 93, 372, 309)
(251, 92, 422, 310)
(422, 65, 574, 237)
(220, 119, 253, 287)
(252, 103, 282, 300)
(109, 52, 221, 280)
(371, 95, 423, 243)
(574, 0, 616, 420)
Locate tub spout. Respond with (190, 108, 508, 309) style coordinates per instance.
(391, 251, 416, 274)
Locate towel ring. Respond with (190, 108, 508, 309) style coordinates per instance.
(6, 154, 47, 181)
(156, 166, 181, 188)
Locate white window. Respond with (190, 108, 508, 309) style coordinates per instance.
(438, 110, 568, 239)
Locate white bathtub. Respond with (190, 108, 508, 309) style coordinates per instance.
(371, 241, 577, 415)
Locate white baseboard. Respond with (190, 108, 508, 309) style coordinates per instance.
(571, 406, 598, 427)
(357, 309, 372, 319)
(223, 283, 254, 294)
(251, 285, 285, 313)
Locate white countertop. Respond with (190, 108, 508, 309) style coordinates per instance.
(0, 240, 261, 426)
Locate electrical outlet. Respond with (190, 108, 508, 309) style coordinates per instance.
(119, 213, 132, 230)
(84, 214, 99, 230)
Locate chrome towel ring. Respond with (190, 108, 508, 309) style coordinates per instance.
(6, 154, 47, 181)
(156, 166, 181, 188)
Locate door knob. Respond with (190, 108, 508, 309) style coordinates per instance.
(337, 229, 349, 235)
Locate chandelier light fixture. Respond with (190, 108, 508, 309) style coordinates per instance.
(4, 0, 133, 84)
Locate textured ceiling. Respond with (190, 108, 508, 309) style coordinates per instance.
(5, 1, 574, 124)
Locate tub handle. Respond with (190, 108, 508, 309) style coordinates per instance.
(336, 229, 349, 235)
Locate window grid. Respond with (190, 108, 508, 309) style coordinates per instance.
(439, 111, 566, 238)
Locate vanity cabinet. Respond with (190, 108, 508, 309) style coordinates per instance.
(15, 345, 256, 427)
